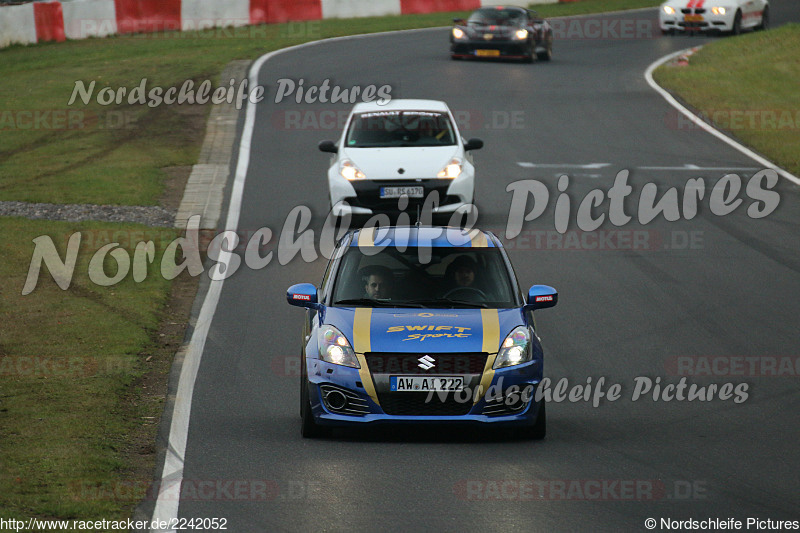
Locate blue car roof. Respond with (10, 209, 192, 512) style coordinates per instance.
(349, 226, 500, 248)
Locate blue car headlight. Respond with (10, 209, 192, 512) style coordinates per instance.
(493, 326, 532, 369)
(319, 325, 360, 368)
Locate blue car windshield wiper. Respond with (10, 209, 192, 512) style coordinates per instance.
(403, 298, 488, 309)
(333, 298, 424, 308)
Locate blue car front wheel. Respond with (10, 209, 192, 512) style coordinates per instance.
(301, 381, 330, 439)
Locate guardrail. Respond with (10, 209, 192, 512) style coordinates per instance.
(0, 0, 567, 50)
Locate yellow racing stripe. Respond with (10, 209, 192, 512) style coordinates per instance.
(353, 308, 372, 353)
(353, 308, 379, 405)
(475, 309, 500, 404)
(357, 226, 375, 247)
(468, 228, 488, 248)
(355, 353, 380, 406)
(481, 309, 499, 353)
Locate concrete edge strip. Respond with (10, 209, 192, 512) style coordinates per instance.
(146, 26, 454, 533)
(175, 60, 250, 230)
(644, 47, 800, 186)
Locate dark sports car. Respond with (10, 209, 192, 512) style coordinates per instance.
(450, 5, 554, 62)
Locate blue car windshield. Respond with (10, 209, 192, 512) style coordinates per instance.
(345, 111, 457, 148)
(331, 246, 519, 308)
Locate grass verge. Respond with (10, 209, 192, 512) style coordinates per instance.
(653, 23, 800, 177)
(530, 0, 659, 17)
(0, 218, 188, 522)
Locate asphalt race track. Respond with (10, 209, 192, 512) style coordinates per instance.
(158, 4, 800, 531)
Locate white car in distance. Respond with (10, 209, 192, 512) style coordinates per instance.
(318, 99, 483, 218)
(659, 0, 769, 34)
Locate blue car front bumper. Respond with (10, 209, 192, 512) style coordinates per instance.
(306, 357, 544, 428)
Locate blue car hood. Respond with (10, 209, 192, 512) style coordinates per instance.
(325, 307, 524, 354)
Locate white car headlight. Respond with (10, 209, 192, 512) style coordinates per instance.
(340, 159, 366, 181)
(514, 29, 528, 40)
(437, 158, 462, 179)
(711, 6, 726, 15)
(663, 5, 676, 14)
(452, 27, 465, 39)
(319, 325, 359, 368)
(493, 326, 533, 369)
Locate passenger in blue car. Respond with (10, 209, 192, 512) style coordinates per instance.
(443, 255, 488, 302)
(360, 265, 394, 300)
(447, 255, 478, 289)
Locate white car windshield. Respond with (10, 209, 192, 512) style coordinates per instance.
(345, 111, 457, 148)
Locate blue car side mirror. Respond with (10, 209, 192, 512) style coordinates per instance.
(525, 285, 558, 310)
(287, 283, 320, 309)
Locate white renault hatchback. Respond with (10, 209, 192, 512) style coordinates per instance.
(318, 99, 483, 217)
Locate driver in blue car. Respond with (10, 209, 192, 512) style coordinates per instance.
(361, 265, 394, 300)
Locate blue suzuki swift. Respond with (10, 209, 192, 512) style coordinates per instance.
(287, 226, 558, 438)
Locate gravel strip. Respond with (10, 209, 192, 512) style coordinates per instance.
(0, 201, 176, 227)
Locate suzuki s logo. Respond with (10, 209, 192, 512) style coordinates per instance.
(418, 355, 435, 370)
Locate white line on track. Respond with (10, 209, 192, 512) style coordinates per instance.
(518, 163, 761, 171)
(518, 162, 611, 169)
(147, 26, 448, 533)
(636, 165, 760, 171)
(148, 45, 266, 533)
(644, 48, 800, 186)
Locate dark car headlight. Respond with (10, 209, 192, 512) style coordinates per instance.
(452, 27, 467, 40)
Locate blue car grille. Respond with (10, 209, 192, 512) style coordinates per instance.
(365, 353, 488, 375)
(377, 391, 473, 416)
